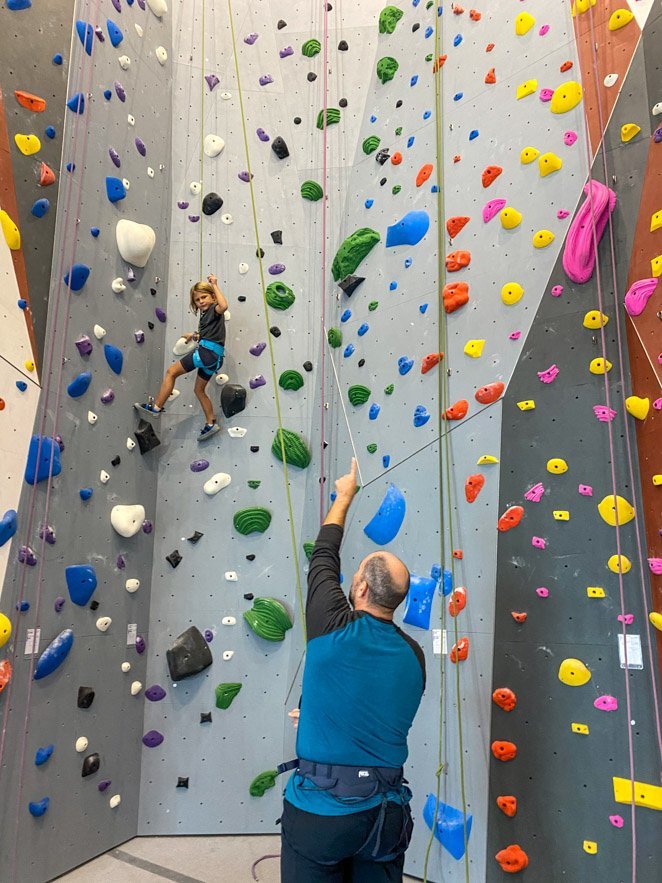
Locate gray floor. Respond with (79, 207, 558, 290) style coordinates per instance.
(56, 836, 421, 882)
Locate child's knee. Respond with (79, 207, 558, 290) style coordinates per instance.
(167, 364, 180, 379)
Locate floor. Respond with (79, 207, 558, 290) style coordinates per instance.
(56, 836, 421, 882)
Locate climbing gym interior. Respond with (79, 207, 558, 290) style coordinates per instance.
(1, 0, 661, 880)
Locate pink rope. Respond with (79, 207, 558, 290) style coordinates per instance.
(319, 0, 330, 525)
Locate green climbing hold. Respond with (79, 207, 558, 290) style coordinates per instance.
(250, 769, 279, 797)
(363, 135, 381, 155)
(384, 384, 394, 395)
(392, 185, 401, 195)
(331, 228, 380, 281)
(272, 428, 312, 469)
(302, 38, 321, 57)
(348, 384, 371, 406)
(244, 597, 293, 642)
(394, 126, 402, 137)
(317, 108, 341, 130)
(425, 53, 433, 63)
(215, 683, 242, 709)
(247, 480, 261, 489)
(367, 443, 378, 454)
(377, 57, 399, 84)
(327, 327, 343, 348)
(301, 180, 324, 201)
(379, 5, 404, 34)
(233, 507, 272, 535)
(279, 369, 304, 391)
(368, 301, 379, 311)
(303, 541, 315, 561)
(265, 281, 295, 311)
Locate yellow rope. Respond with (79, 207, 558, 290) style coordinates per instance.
(226, 0, 306, 639)
(199, 0, 206, 280)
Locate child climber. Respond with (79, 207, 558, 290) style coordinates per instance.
(135, 274, 228, 441)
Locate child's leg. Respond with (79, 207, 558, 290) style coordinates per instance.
(194, 373, 216, 425)
(154, 362, 187, 409)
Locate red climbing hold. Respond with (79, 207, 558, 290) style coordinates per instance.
(0, 398, 5, 411)
(446, 216, 470, 239)
(391, 151, 402, 165)
(497, 505, 524, 532)
(469, 9, 482, 21)
(496, 796, 518, 818)
(453, 549, 464, 559)
(482, 165, 503, 188)
(486, 42, 495, 52)
(453, 4, 465, 14)
(465, 474, 485, 503)
(39, 162, 56, 186)
(475, 381, 504, 405)
(0, 659, 12, 695)
(485, 68, 496, 84)
(560, 60, 573, 73)
(511, 611, 527, 623)
(448, 587, 467, 617)
(442, 281, 469, 313)
(495, 844, 529, 873)
(432, 55, 447, 73)
(443, 399, 469, 421)
(416, 163, 434, 186)
(492, 688, 517, 712)
(450, 637, 469, 663)
(453, 155, 462, 164)
(491, 740, 517, 762)
(445, 250, 471, 272)
(15, 90, 46, 112)
(421, 352, 444, 374)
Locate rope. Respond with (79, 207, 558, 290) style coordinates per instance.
(198, 0, 206, 281)
(225, 0, 306, 638)
(318, 0, 330, 525)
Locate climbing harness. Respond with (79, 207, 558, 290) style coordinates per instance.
(192, 339, 224, 376)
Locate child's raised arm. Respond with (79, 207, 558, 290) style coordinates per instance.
(207, 274, 228, 315)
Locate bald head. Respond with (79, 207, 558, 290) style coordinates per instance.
(349, 551, 410, 616)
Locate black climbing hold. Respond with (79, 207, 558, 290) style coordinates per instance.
(338, 275, 365, 296)
(200, 712, 212, 723)
(244, 593, 254, 601)
(238, 295, 247, 303)
(90, 600, 99, 611)
(220, 383, 247, 419)
(202, 192, 223, 215)
(246, 554, 256, 561)
(250, 445, 259, 453)
(412, 23, 420, 32)
(339, 98, 348, 108)
(303, 361, 313, 372)
(358, 358, 365, 367)
(166, 625, 213, 681)
(271, 230, 282, 244)
(396, 100, 403, 108)
(134, 420, 161, 455)
(294, 117, 302, 125)
(323, 440, 329, 449)
(166, 549, 182, 569)
(82, 753, 100, 778)
(256, 247, 265, 258)
(176, 777, 189, 788)
(148, 321, 155, 330)
(376, 149, 390, 165)
(271, 136, 289, 159)
(187, 530, 204, 544)
(338, 40, 348, 50)
(327, 2, 332, 9)
(77, 686, 95, 709)
(380, 177, 387, 186)
(277, 19, 287, 29)
(150, 288, 157, 296)
(111, 455, 121, 467)
(270, 326, 281, 337)
(307, 72, 317, 82)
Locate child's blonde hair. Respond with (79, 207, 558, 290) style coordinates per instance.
(189, 280, 214, 314)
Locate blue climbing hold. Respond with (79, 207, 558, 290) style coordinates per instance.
(25, 436, 62, 485)
(0, 510, 18, 547)
(453, 34, 463, 47)
(52, 53, 63, 64)
(370, 115, 377, 123)
(7, 0, 31, 9)
(104, 343, 123, 375)
(386, 210, 430, 247)
(357, 323, 369, 336)
(414, 405, 430, 427)
(35, 745, 54, 766)
(64, 263, 90, 292)
(365, 199, 374, 209)
(16, 380, 28, 391)
(45, 125, 56, 139)
(398, 356, 414, 375)
(79, 488, 93, 501)
(431, 564, 442, 582)
(431, 185, 439, 193)
(103, 89, 112, 101)
(423, 110, 431, 120)
(364, 483, 406, 546)
(343, 344, 355, 358)
(31, 198, 50, 218)
(65, 564, 97, 606)
(67, 92, 85, 114)
(90, 227, 100, 237)
(420, 304, 428, 313)
(76, 21, 94, 55)
(425, 26, 433, 38)
(407, 136, 415, 148)
(442, 568, 453, 597)
(422, 794, 473, 860)
(107, 19, 124, 47)
(389, 281, 398, 291)
(33, 628, 74, 680)
(17, 600, 29, 612)
(382, 455, 390, 469)
(453, 92, 463, 101)
(469, 129, 479, 141)
(18, 299, 27, 309)
(66, 162, 75, 173)
(410, 75, 418, 87)
(404, 258, 412, 268)
(369, 403, 380, 420)
(67, 371, 92, 398)
(403, 573, 437, 629)
(340, 309, 351, 323)
(105, 176, 126, 203)
(29, 797, 50, 817)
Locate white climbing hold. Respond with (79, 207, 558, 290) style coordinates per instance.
(96, 616, 112, 632)
(156, 46, 168, 65)
(222, 616, 237, 625)
(167, 388, 180, 402)
(224, 310, 231, 322)
(118, 55, 131, 70)
(238, 262, 249, 274)
(127, 114, 135, 126)
(203, 134, 225, 157)
(146, 0, 168, 17)
(126, 437, 136, 450)
(121, 661, 131, 673)
(190, 181, 201, 195)
(122, 178, 130, 191)
(112, 277, 126, 293)
(147, 167, 155, 178)
(215, 373, 229, 386)
(109, 794, 121, 809)
(221, 213, 233, 225)
(125, 578, 140, 593)
(227, 426, 247, 438)
(222, 650, 234, 661)
(93, 324, 106, 339)
(224, 572, 238, 582)
(135, 24, 143, 37)
(604, 73, 618, 87)
(173, 336, 196, 356)
(116, 219, 156, 268)
(130, 681, 142, 696)
(100, 470, 110, 484)
(110, 504, 146, 538)
(652, 101, 662, 116)
(220, 91, 232, 100)
(87, 411, 98, 425)
(75, 736, 89, 753)
(203, 473, 232, 496)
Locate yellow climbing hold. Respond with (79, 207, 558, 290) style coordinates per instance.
(516, 79, 538, 100)
(649, 611, 662, 632)
(501, 282, 524, 305)
(597, 495, 635, 526)
(14, 132, 41, 156)
(24, 360, 35, 372)
(533, 230, 555, 248)
(538, 153, 562, 177)
(553, 510, 570, 521)
(464, 339, 485, 358)
(651, 254, 662, 277)
(551, 81, 583, 114)
(625, 396, 650, 420)
(572, 0, 596, 14)
(583, 310, 609, 329)
(547, 458, 568, 474)
(0, 612, 11, 648)
(517, 400, 535, 411)
(583, 841, 598, 855)
(477, 454, 499, 465)
(587, 586, 605, 598)
(613, 776, 662, 811)
(500, 207, 522, 230)
(651, 210, 662, 233)
(621, 123, 641, 143)
(608, 8, 634, 30)
(515, 11, 536, 35)
(0, 210, 21, 251)
(520, 147, 540, 164)
(558, 658, 591, 687)
(652, 475, 662, 486)
(589, 357, 612, 374)
(608, 554, 631, 574)
(572, 722, 590, 735)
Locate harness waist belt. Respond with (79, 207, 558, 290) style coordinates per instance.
(279, 757, 406, 800)
(198, 339, 224, 356)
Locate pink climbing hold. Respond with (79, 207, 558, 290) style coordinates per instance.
(532, 536, 547, 550)
(594, 695, 618, 712)
(537, 364, 559, 383)
(610, 815, 624, 828)
(654, 397, 662, 410)
(593, 405, 617, 422)
(539, 24, 550, 36)
(482, 198, 507, 223)
(551, 285, 563, 296)
(536, 586, 549, 598)
(563, 180, 617, 284)
(525, 482, 545, 502)
(509, 330, 522, 340)
(624, 278, 658, 317)
(649, 558, 662, 575)
(557, 209, 570, 219)
(564, 131, 578, 146)
(578, 484, 593, 496)
(539, 88, 553, 102)
(617, 613, 634, 625)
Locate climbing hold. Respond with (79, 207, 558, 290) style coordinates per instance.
(608, 554, 631, 574)
(497, 506, 524, 532)
(538, 365, 559, 383)
(547, 458, 568, 474)
(500, 207, 522, 229)
(516, 79, 537, 100)
(220, 385, 246, 418)
(583, 310, 609, 329)
(363, 136, 381, 155)
(116, 219, 156, 267)
(301, 180, 323, 201)
(496, 796, 517, 817)
(465, 474, 485, 503)
(364, 483, 406, 546)
(589, 357, 612, 374)
(385, 211, 430, 247)
(166, 626, 213, 681)
(422, 795, 473, 861)
(331, 228, 380, 280)
(475, 382, 504, 405)
(0, 510, 18, 548)
(485, 68, 496, 84)
(250, 770, 278, 798)
(0, 211, 21, 250)
(515, 11, 535, 35)
(31, 198, 50, 218)
(597, 495, 635, 526)
(450, 637, 469, 663)
(110, 504, 145, 538)
(203, 473, 231, 496)
(67, 92, 85, 114)
(416, 164, 433, 187)
(533, 230, 555, 248)
(348, 385, 371, 406)
(538, 152, 562, 176)
(625, 396, 650, 420)
(558, 658, 591, 686)
(25, 436, 62, 486)
(491, 740, 517, 761)
(272, 428, 311, 469)
(621, 123, 640, 143)
(501, 282, 524, 305)
(34, 629, 74, 680)
(495, 845, 529, 873)
(421, 353, 443, 373)
(520, 147, 539, 164)
(75, 20, 94, 54)
(493, 688, 517, 712)
(448, 587, 466, 617)
(66, 565, 97, 606)
(608, 8, 634, 30)
(379, 5, 404, 33)
(446, 216, 470, 239)
(244, 598, 293, 642)
(550, 81, 583, 114)
(134, 421, 160, 454)
(446, 250, 471, 271)
(279, 370, 304, 391)
(443, 400, 469, 421)
(29, 798, 49, 818)
(215, 683, 242, 709)
(106, 177, 126, 203)
(233, 508, 272, 535)
(104, 344, 123, 375)
(482, 165, 502, 188)
(271, 136, 289, 159)
(376, 57, 399, 84)
(517, 400, 535, 411)
(38, 162, 56, 187)
(265, 281, 295, 310)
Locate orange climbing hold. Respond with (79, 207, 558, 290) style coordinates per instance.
(0, 659, 12, 695)
(469, 9, 481, 21)
(421, 352, 444, 374)
(485, 68, 496, 84)
(465, 473, 485, 503)
(492, 740, 517, 762)
(15, 90, 46, 112)
(391, 151, 402, 165)
(416, 163, 434, 186)
(453, 154, 461, 163)
(486, 42, 495, 52)
(0, 398, 5, 411)
(446, 216, 470, 239)
(492, 687, 517, 712)
(475, 381, 504, 404)
(497, 505, 524, 532)
(443, 399, 469, 421)
(560, 60, 573, 73)
(482, 165, 502, 188)
(496, 796, 518, 817)
(442, 281, 469, 313)
(445, 250, 471, 271)
(511, 611, 527, 623)
(453, 549, 464, 559)
(450, 637, 469, 663)
(495, 844, 529, 873)
(448, 587, 467, 616)
(39, 162, 56, 186)
(432, 55, 447, 73)
(453, 4, 464, 14)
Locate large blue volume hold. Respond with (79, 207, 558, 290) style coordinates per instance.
(67, 371, 92, 398)
(423, 794, 473, 860)
(33, 628, 74, 680)
(107, 19, 123, 47)
(7, 0, 32, 9)
(64, 263, 90, 291)
(25, 436, 62, 485)
(363, 483, 406, 545)
(75, 21, 94, 55)
(105, 176, 126, 203)
(103, 344, 123, 375)
(386, 211, 430, 247)
(0, 509, 18, 547)
(65, 565, 97, 606)
(402, 573, 437, 630)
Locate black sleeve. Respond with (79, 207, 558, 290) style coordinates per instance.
(306, 523, 356, 641)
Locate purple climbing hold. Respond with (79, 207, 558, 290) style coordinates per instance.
(54, 596, 65, 613)
(259, 74, 274, 86)
(155, 307, 167, 323)
(75, 335, 93, 356)
(142, 730, 164, 748)
(100, 389, 115, 404)
(256, 128, 270, 142)
(108, 147, 121, 168)
(142, 520, 153, 534)
(111, 0, 121, 11)
(18, 545, 37, 566)
(135, 137, 146, 156)
(188, 215, 200, 223)
(654, 124, 662, 143)
(205, 73, 220, 91)
(135, 330, 145, 344)
(114, 81, 126, 102)
(238, 171, 252, 182)
(94, 26, 105, 42)
(98, 779, 111, 792)
(268, 263, 285, 275)
(39, 523, 56, 545)
(116, 554, 125, 569)
(204, 629, 214, 642)
(190, 459, 210, 472)
(250, 375, 266, 390)
(135, 635, 146, 654)
(145, 685, 167, 702)
(244, 33, 258, 45)
(279, 46, 294, 58)
(250, 341, 267, 356)
(177, 201, 189, 209)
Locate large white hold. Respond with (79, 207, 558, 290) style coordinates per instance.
(203, 473, 232, 496)
(125, 578, 140, 593)
(116, 219, 156, 268)
(173, 336, 196, 356)
(147, 0, 168, 16)
(203, 134, 225, 157)
(111, 504, 145, 538)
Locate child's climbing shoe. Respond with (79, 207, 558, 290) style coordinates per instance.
(198, 422, 221, 442)
(134, 401, 163, 420)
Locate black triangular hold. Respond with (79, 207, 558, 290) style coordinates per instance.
(277, 19, 287, 29)
(134, 419, 160, 454)
(271, 230, 283, 244)
(166, 549, 182, 568)
(375, 149, 390, 165)
(338, 275, 365, 296)
(187, 530, 204, 544)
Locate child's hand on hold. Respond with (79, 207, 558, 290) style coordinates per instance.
(208, 274, 218, 286)
(288, 708, 300, 730)
(183, 332, 197, 342)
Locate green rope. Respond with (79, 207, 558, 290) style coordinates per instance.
(226, 0, 306, 640)
(199, 0, 206, 280)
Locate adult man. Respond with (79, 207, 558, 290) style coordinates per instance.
(280, 459, 426, 881)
